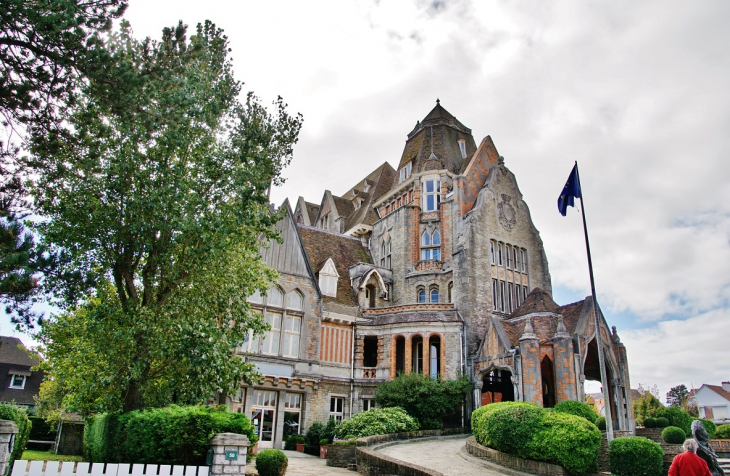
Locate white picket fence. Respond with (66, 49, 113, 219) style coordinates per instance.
(11, 461, 209, 476)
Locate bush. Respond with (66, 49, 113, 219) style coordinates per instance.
(471, 402, 601, 475)
(319, 438, 329, 445)
(596, 416, 606, 431)
(283, 435, 296, 450)
(335, 407, 419, 438)
(698, 419, 716, 439)
(716, 424, 730, 439)
(662, 426, 686, 444)
(84, 405, 257, 464)
(375, 374, 470, 429)
(255, 449, 288, 476)
(553, 400, 598, 424)
(654, 408, 692, 435)
(655, 417, 669, 428)
(0, 404, 32, 469)
(305, 418, 337, 446)
(644, 417, 657, 428)
(609, 437, 663, 476)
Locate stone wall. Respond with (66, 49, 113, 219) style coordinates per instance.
(326, 444, 357, 468)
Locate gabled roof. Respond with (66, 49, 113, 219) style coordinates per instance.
(499, 291, 586, 346)
(297, 225, 372, 308)
(342, 162, 397, 232)
(305, 201, 320, 224)
(705, 384, 730, 402)
(0, 337, 41, 367)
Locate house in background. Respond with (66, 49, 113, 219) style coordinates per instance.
(693, 383, 730, 425)
(0, 336, 44, 408)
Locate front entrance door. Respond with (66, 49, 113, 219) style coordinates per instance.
(251, 390, 277, 448)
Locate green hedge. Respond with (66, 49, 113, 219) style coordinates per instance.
(609, 437, 663, 476)
(661, 426, 685, 444)
(0, 404, 31, 469)
(255, 449, 287, 476)
(716, 424, 730, 439)
(84, 405, 257, 465)
(553, 400, 598, 424)
(596, 416, 606, 431)
(654, 408, 692, 435)
(335, 407, 419, 438)
(472, 402, 601, 475)
(643, 417, 657, 428)
(655, 417, 669, 428)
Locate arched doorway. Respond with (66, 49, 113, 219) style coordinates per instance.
(482, 368, 514, 406)
(583, 338, 617, 426)
(541, 356, 556, 408)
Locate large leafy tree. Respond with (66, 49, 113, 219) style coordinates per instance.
(666, 384, 690, 408)
(32, 20, 302, 413)
(0, 0, 127, 323)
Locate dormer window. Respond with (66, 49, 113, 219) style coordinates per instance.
(319, 258, 339, 297)
(458, 139, 467, 158)
(399, 162, 412, 183)
(10, 374, 26, 389)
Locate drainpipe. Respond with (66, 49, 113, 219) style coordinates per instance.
(350, 316, 356, 419)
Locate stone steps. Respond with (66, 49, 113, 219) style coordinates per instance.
(718, 458, 730, 472)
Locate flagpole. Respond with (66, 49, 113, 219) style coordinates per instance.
(574, 161, 615, 442)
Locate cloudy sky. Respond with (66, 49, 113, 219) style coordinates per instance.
(9, 0, 729, 403)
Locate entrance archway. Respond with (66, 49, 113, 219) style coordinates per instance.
(482, 368, 514, 406)
(541, 356, 556, 408)
(583, 338, 617, 426)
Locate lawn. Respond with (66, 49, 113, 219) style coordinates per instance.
(20, 450, 83, 462)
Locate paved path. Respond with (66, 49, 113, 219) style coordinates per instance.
(267, 449, 354, 476)
(375, 435, 529, 476)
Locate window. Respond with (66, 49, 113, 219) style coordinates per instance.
(515, 284, 522, 308)
(262, 311, 282, 355)
(395, 337, 406, 374)
(240, 326, 261, 353)
(283, 393, 302, 438)
(430, 288, 439, 303)
(490, 241, 496, 264)
(365, 284, 376, 308)
(362, 398, 375, 412)
(283, 315, 301, 358)
(492, 280, 499, 311)
(513, 247, 518, 271)
(399, 162, 412, 183)
(249, 289, 264, 304)
(412, 336, 423, 374)
(363, 336, 378, 367)
(319, 258, 339, 297)
(330, 397, 345, 423)
(523, 285, 528, 300)
(422, 179, 440, 211)
(521, 249, 528, 272)
(507, 283, 514, 313)
(380, 238, 391, 268)
(286, 291, 303, 311)
(506, 245, 512, 269)
(497, 243, 503, 266)
(448, 282, 453, 303)
(417, 288, 426, 303)
(252, 390, 277, 443)
(386, 239, 391, 268)
(499, 282, 506, 312)
(9, 375, 25, 389)
(429, 336, 441, 379)
(268, 287, 283, 307)
(421, 230, 441, 261)
(458, 139, 467, 158)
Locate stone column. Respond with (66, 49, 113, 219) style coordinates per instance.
(552, 316, 577, 403)
(209, 433, 250, 476)
(274, 390, 286, 449)
(519, 318, 542, 405)
(0, 420, 19, 476)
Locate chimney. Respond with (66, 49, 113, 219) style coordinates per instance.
(722, 382, 730, 392)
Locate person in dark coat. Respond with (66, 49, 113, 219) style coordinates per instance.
(692, 419, 726, 476)
(669, 439, 712, 476)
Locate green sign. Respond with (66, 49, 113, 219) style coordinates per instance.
(225, 450, 238, 461)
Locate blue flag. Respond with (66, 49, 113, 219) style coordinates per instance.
(557, 164, 581, 216)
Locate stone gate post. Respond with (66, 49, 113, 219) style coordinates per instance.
(209, 432, 250, 476)
(0, 420, 19, 476)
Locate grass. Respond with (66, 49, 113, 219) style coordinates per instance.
(20, 450, 83, 462)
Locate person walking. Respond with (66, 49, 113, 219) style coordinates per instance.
(669, 439, 712, 476)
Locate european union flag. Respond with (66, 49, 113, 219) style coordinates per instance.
(557, 164, 581, 216)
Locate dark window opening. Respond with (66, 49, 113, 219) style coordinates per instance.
(363, 336, 378, 367)
(395, 336, 406, 375)
(482, 368, 514, 405)
(412, 336, 423, 374)
(541, 356, 556, 408)
(366, 284, 376, 308)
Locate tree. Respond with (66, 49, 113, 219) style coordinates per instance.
(0, 0, 128, 324)
(374, 373, 470, 429)
(32, 20, 302, 413)
(667, 384, 690, 408)
(633, 388, 664, 426)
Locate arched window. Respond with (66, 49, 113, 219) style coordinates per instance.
(417, 287, 426, 303)
(395, 336, 406, 374)
(448, 282, 453, 303)
(421, 231, 431, 247)
(430, 288, 439, 303)
(432, 230, 440, 245)
(421, 228, 441, 260)
(429, 336, 441, 379)
(386, 238, 392, 268)
(268, 287, 283, 307)
(286, 290, 303, 310)
(412, 336, 423, 374)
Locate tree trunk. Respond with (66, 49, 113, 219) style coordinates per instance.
(123, 381, 144, 413)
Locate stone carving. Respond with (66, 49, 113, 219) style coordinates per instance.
(692, 419, 726, 476)
(498, 194, 516, 231)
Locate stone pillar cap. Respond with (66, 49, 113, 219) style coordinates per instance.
(0, 420, 18, 433)
(209, 432, 250, 446)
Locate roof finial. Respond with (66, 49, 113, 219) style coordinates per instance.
(436, 98, 440, 105)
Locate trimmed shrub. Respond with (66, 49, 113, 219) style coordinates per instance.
(654, 408, 692, 435)
(553, 400, 598, 424)
(596, 416, 606, 431)
(698, 419, 717, 439)
(643, 417, 657, 428)
(283, 435, 296, 450)
(0, 404, 31, 469)
(662, 426, 686, 444)
(655, 417, 669, 428)
(305, 418, 337, 446)
(609, 437, 663, 476)
(255, 449, 288, 476)
(335, 407, 419, 438)
(374, 374, 470, 429)
(716, 424, 730, 439)
(471, 402, 601, 475)
(84, 405, 257, 464)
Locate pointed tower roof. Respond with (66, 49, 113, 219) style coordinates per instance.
(507, 288, 560, 319)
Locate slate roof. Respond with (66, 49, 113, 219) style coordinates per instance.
(342, 162, 397, 231)
(305, 202, 320, 225)
(332, 195, 355, 223)
(297, 225, 372, 308)
(706, 384, 730, 402)
(360, 309, 461, 326)
(499, 289, 587, 346)
(0, 336, 43, 406)
(397, 101, 478, 176)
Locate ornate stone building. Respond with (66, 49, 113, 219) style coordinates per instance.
(233, 101, 634, 449)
